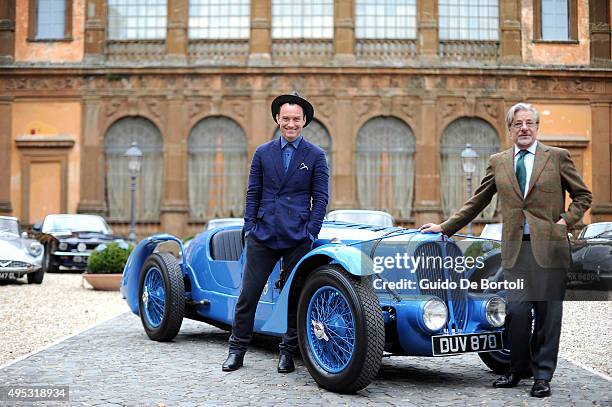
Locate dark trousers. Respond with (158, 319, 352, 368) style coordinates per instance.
(504, 240, 566, 381)
(228, 236, 312, 356)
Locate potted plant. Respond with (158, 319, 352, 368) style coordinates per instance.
(84, 241, 133, 291)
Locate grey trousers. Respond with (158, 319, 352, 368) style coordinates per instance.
(503, 240, 566, 381)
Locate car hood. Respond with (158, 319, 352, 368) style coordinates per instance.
(53, 231, 122, 244)
(0, 238, 35, 262)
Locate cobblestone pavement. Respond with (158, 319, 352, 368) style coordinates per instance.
(1, 313, 610, 407)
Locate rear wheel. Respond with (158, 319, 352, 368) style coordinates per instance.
(297, 265, 384, 393)
(138, 252, 185, 341)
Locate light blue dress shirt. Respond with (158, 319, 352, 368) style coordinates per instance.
(280, 135, 302, 173)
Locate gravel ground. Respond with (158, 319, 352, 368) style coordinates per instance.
(0, 273, 610, 378)
(0, 273, 126, 366)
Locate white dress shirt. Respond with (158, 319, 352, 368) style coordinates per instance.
(514, 140, 538, 235)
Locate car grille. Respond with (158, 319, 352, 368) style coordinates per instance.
(0, 260, 29, 269)
(414, 241, 468, 331)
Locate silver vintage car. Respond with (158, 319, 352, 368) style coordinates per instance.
(0, 216, 44, 283)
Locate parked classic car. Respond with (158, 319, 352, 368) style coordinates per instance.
(34, 214, 125, 273)
(121, 220, 508, 393)
(0, 216, 44, 283)
(326, 209, 395, 227)
(569, 222, 612, 288)
(206, 218, 244, 231)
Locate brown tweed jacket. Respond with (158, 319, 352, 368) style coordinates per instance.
(441, 142, 592, 269)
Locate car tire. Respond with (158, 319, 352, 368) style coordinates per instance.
(297, 265, 384, 393)
(138, 252, 185, 342)
(27, 268, 44, 284)
(42, 245, 59, 273)
(479, 342, 511, 373)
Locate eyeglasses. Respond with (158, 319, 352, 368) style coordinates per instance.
(511, 121, 538, 130)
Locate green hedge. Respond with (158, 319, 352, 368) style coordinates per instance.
(87, 242, 133, 274)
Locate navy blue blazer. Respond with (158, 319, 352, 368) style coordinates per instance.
(243, 137, 329, 250)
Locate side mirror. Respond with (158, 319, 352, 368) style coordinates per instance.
(567, 233, 574, 241)
(32, 222, 42, 233)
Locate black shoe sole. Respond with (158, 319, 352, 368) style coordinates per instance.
(222, 364, 243, 372)
(277, 367, 295, 373)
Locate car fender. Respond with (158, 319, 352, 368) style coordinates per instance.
(261, 243, 374, 334)
(121, 234, 186, 315)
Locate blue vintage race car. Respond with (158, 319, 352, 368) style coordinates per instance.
(121, 221, 509, 393)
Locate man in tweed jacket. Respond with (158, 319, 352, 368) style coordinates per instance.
(421, 103, 591, 398)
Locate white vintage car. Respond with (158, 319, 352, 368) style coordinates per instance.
(0, 216, 44, 283)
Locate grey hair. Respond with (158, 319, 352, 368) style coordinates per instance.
(505, 103, 540, 128)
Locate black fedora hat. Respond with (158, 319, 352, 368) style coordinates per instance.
(271, 92, 314, 127)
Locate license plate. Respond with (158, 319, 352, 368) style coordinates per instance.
(432, 332, 503, 356)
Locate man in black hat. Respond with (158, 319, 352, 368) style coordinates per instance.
(222, 93, 329, 373)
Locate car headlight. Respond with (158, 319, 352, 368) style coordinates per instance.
(28, 241, 43, 257)
(58, 242, 68, 251)
(77, 243, 87, 252)
(422, 298, 448, 332)
(485, 296, 506, 328)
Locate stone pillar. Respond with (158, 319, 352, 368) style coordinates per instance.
(160, 96, 189, 237)
(589, 0, 612, 66)
(84, 0, 107, 64)
(333, 0, 355, 65)
(0, 97, 12, 214)
(590, 102, 612, 222)
(413, 97, 443, 226)
(0, 0, 15, 64)
(499, 0, 522, 64)
(77, 97, 106, 214)
(166, 0, 188, 64)
(417, 0, 439, 64)
(248, 0, 272, 65)
(249, 93, 270, 155)
(331, 93, 355, 208)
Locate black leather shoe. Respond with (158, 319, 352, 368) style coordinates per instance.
(530, 379, 551, 398)
(222, 353, 243, 372)
(492, 372, 530, 388)
(277, 354, 295, 373)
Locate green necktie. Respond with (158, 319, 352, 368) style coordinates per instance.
(515, 150, 528, 196)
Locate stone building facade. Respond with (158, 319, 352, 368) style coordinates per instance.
(0, 0, 611, 239)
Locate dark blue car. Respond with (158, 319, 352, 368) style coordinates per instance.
(121, 220, 509, 393)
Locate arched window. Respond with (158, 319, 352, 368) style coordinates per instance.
(273, 119, 332, 168)
(104, 117, 163, 221)
(188, 116, 247, 220)
(356, 117, 415, 218)
(440, 117, 500, 218)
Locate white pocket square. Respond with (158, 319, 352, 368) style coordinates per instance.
(299, 163, 309, 171)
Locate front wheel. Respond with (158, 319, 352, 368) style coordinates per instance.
(297, 265, 384, 393)
(42, 245, 59, 273)
(27, 268, 44, 284)
(138, 252, 185, 341)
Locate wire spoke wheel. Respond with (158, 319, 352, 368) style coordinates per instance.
(138, 252, 185, 342)
(307, 286, 356, 373)
(297, 265, 384, 393)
